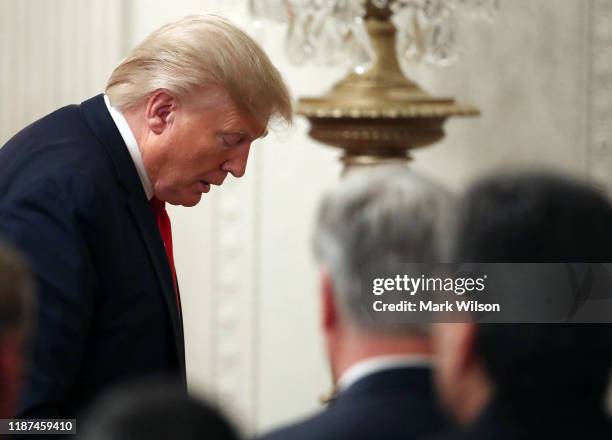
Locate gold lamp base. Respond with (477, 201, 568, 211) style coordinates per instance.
(296, 3, 479, 168)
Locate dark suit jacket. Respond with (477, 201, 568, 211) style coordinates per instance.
(430, 399, 612, 440)
(0, 94, 185, 418)
(260, 367, 449, 440)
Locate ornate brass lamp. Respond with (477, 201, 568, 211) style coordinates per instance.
(298, 3, 478, 167)
(250, 0, 497, 167)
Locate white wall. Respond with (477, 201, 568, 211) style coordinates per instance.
(0, 0, 127, 144)
(410, 1, 590, 187)
(2, 0, 611, 436)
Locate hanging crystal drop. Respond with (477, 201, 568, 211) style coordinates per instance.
(285, 13, 313, 65)
(394, 6, 427, 64)
(318, 17, 345, 64)
(422, 0, 451, 21)
(424, 12, 458, 66)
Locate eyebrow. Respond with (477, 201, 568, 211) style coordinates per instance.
(220, 129, 269, 140)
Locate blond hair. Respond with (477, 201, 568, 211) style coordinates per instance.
(106, 14, 292, 126)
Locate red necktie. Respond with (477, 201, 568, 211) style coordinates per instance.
(149, 197, 181, 312)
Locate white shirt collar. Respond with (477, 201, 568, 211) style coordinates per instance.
(337, 355, 433, 393)
(103, 95, 154, 200)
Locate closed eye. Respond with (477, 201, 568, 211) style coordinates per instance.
(220, 133, 245, 147)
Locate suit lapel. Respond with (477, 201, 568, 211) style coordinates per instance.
(79, 94, 185, 370)
(125, 197, 185, 351)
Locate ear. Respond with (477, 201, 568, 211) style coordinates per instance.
(144, 90, 177, 134)
(455, 323, 478, 373)
(320, 268, 338, 332)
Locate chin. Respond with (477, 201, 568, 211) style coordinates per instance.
(156, 185, 203, 207)
(179, 194, 203, 207)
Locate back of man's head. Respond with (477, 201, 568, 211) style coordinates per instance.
(456, 171, 612, 410)
(455, 172, 612, 262)
(78, 380, 239, 440)
(314, 165, 454, 335)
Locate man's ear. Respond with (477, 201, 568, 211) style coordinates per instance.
(455, 323, 478, 373)
(145, 90, 177, 134)
(320, 268, 338, 332)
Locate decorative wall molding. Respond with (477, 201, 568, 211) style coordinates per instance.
(209, 150, 262, 433)
(587, 0, 612, 191)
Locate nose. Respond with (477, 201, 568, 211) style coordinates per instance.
(221, 142, 251, 178)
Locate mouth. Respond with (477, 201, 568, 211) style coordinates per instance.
(199, 180, 211, 193)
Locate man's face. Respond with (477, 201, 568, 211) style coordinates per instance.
(143, 88, 266, 206)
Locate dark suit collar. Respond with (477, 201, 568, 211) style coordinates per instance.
(79, 94, 185, 374)
(79, 94, 147, 198)
(335, 366, 433, 406)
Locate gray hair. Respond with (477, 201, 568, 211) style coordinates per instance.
(0, 241, 33, 334)
(106, 14, 292, 127)
(313, 166, 455, 333)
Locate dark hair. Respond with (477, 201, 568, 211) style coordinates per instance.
(456, 172, 612, 408)
(455, 172, 612, 262)
(78, 380, 239, 440)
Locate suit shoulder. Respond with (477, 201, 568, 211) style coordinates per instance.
(259, 388, 448, 440)
(3, 103, 87, 147)
(259, 404, 386, 440)
(1, 101, 111, 166)
(0, 104, 117, 206)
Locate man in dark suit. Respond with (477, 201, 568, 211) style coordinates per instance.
(0, 14, 292, 418)
(260, 166, 453, 440)
(432, 172, 612, 439)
